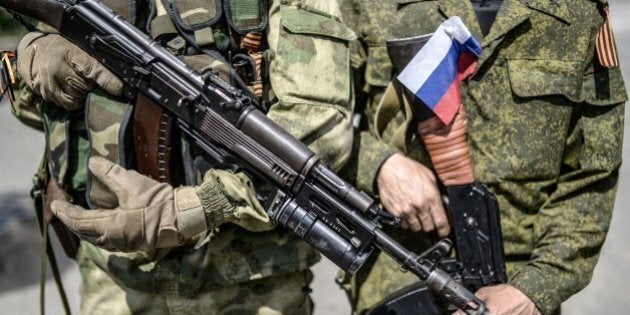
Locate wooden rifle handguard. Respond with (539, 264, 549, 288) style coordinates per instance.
(133, 93, 174, 183)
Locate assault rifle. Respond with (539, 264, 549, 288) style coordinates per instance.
(1, 1, 487, 313)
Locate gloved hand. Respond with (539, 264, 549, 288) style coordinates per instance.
(51, 156, 273, 252)
(17, 32, 124, 110)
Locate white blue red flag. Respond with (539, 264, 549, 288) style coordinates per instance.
(397, 16, 482, 125)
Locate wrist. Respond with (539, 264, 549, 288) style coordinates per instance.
(196, 173, 236, 229)
(375, 152, 397, 188)
(173, 186, 206, 239)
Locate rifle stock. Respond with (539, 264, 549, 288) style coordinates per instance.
(2, 1, 488, 314)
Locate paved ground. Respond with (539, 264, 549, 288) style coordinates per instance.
(1, 2, 629, 314)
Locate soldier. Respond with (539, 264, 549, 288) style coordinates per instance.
(340, 0, 626, 314)
(15, 0, 355, 314)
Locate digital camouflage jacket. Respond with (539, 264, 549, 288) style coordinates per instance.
(340, 0, 626, 314)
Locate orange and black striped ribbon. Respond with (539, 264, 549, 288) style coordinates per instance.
(0, 50, 16, 104)
(596, 4, 619, 69)
(241, 32, 264, 99)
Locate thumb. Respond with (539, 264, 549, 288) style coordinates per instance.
(72, 50, 124, 97)
(16, 32, 46, 84)
(51, 199, 146, 251)
(90, 63, 124, 97)
(51, 199, 116, 240)
(88, 156, 128, 203)
(89, 156, 161, 199)
(89, 156, 165, 209)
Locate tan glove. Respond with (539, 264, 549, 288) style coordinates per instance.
(51, 156, 273, 252)
(17, 32, 123, 110)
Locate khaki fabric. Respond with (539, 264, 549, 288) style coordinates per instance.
(200, 169, 274, 232)
(77, 243, 314, 315)
(266, 0, 355, 172)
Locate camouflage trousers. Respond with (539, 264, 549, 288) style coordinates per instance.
(77, 246, 314, 315)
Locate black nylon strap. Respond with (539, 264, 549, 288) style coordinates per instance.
(33, 153, 72, 315)
(471, 0, 503, 36)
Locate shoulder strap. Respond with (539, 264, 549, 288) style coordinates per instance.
(32, 151, 73, 315)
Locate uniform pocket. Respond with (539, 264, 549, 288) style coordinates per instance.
(280, 6, 355, 41)
(271, 4, 355, 109)
(502, 1, 593, 62)
(507, 59, 582, 102)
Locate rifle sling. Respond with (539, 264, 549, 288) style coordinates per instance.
(33, 167, 73, 315)
(45, 176, 80, 259)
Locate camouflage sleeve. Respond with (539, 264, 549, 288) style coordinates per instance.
(510, 67, 626, 314)
(345, 83, 424, 194)
(341, 130, 398, 194)
(10, 79, 45, 131)
(265, 0, 356, 172)
(338, 0, 368, 72)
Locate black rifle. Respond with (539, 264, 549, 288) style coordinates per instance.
(364, 35, 507, 315)
(1, 1, 487, 314)
(367, 184, 506, 315)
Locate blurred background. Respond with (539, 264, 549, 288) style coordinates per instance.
(1, 2, 629, 314)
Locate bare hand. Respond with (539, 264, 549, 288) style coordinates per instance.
(454, 284, 541, 315)
(376, 153, 449, 236)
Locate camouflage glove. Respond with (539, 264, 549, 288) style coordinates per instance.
(51, 157, 273, 252)
(17, 32, 123, 110)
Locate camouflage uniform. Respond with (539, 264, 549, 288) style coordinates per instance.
(16, 0, 355, 314)
(340, 0, 626, 314)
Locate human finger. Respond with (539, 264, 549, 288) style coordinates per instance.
(51, 200, 116, 240)
(430, 202, 450, 236)
(69, 46, 124, 96)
